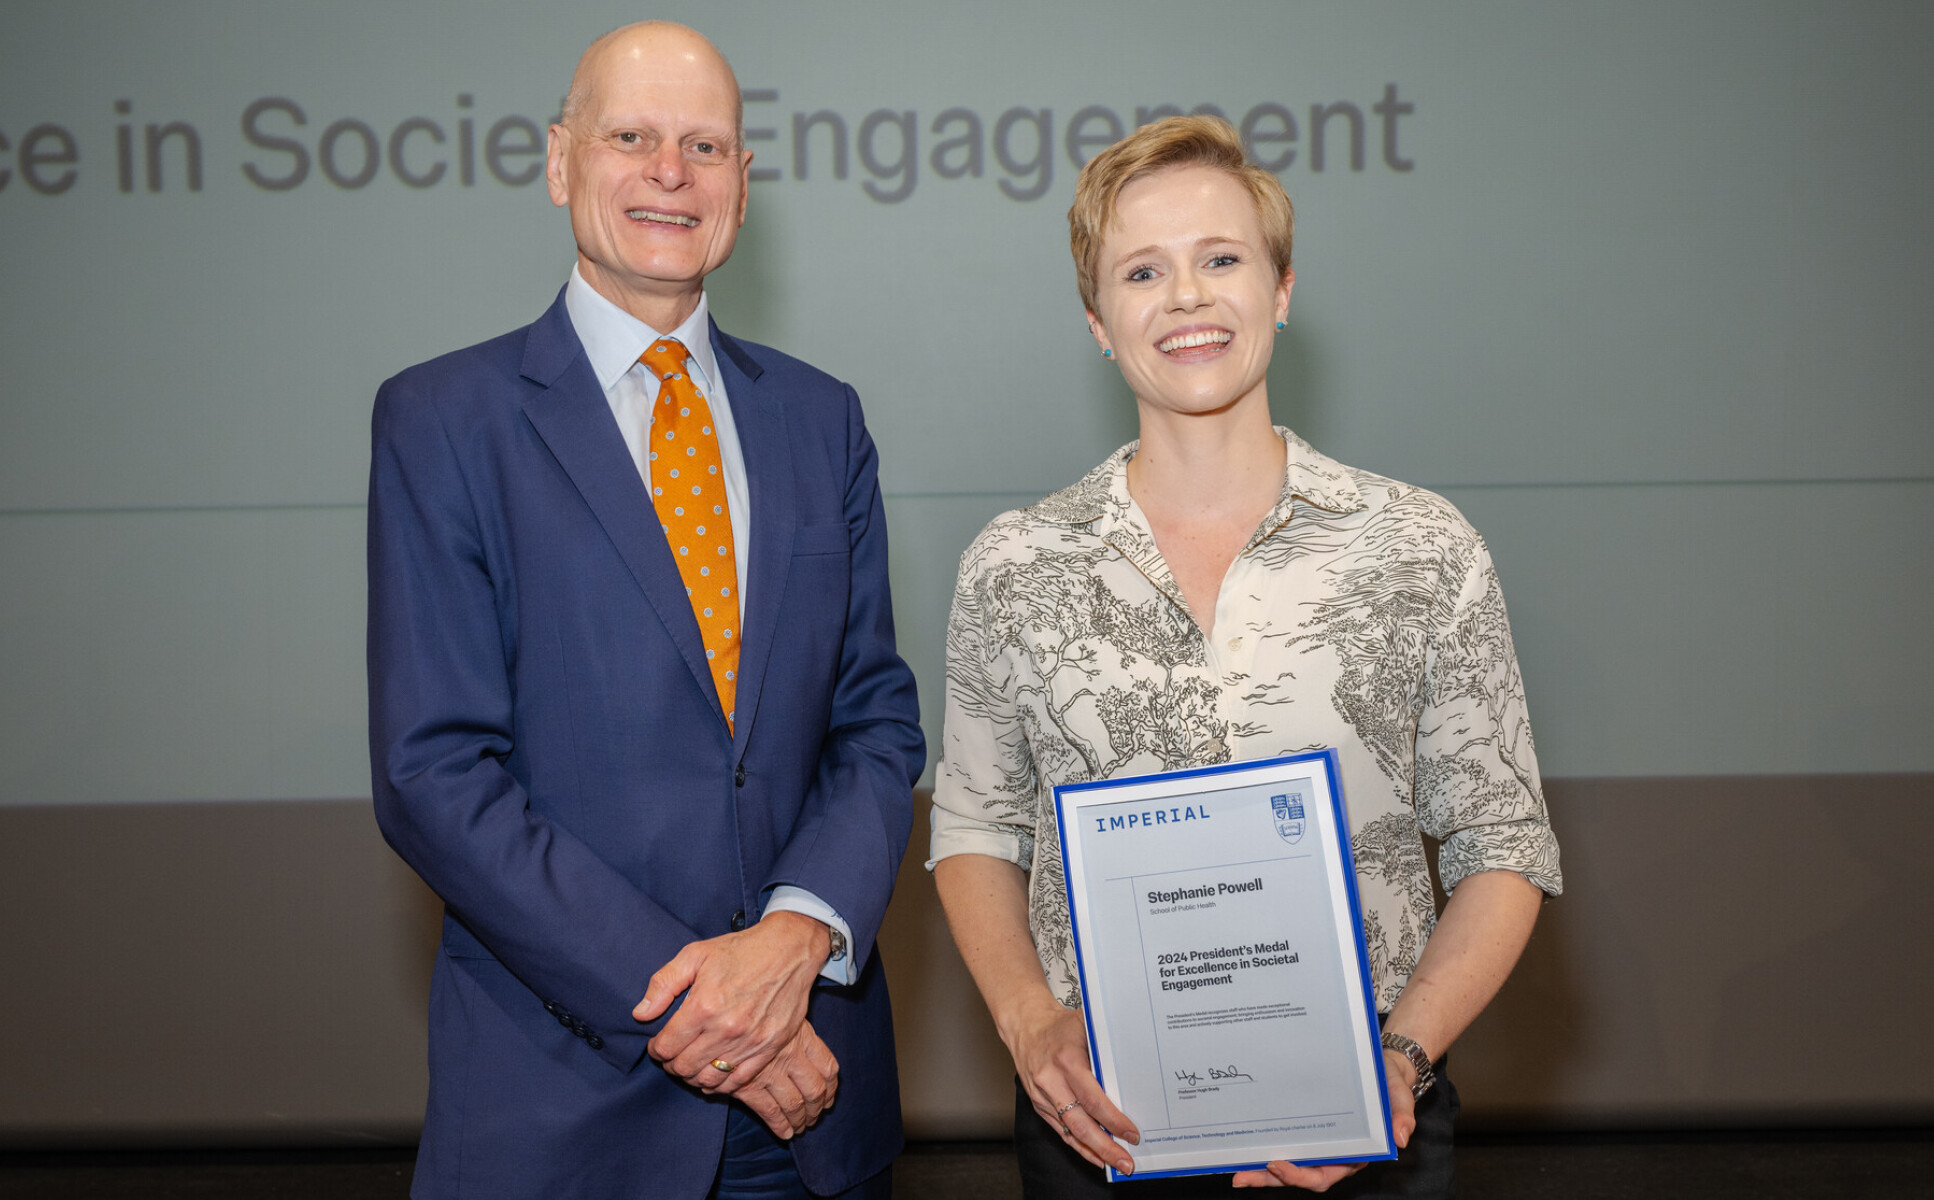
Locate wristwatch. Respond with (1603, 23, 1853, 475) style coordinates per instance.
(824, 923, 848, 965)
(1380, 1032, 1436, 1099)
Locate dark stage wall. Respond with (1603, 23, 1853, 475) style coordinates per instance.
(3, 778, 1929, 1147)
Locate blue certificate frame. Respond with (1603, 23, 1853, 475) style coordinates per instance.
(1053, 750, 1395, 1181)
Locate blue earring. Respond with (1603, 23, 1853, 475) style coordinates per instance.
(1102, 348, 1113, 358)
(1276, 321, 1286, 332)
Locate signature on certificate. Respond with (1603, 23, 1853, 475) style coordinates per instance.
(1174, 1064, 1257, 1087)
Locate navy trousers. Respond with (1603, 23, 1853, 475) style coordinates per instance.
(708, 1106, 893, 1200)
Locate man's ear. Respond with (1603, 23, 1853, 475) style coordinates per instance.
(736, 149, 752, 227)
(545, 125, 571, 209)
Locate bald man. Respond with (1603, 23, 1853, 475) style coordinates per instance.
(367, 22, 923, 1199)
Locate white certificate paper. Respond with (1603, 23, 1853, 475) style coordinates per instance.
(1054, 751, 1395, 1181)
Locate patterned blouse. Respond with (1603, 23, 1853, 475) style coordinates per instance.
(928, 429, 1563, 1013)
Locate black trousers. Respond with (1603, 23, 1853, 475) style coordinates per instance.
(1012, 1063, 1459, 1198)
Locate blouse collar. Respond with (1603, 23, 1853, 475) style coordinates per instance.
(1022, 427, 1365, 623)
(1025, 426, 1364, 535)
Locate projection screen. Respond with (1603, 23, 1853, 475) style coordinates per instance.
(3, 0, 1929, 812)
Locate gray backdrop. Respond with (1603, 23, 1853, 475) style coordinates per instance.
(2, 0, 1930, 1145)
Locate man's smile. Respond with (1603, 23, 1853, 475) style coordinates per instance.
(628, 208, 700, 226)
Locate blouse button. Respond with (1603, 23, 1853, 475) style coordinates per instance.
(1227, 636, 1243, 651)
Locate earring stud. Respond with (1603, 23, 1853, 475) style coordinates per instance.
(1276, 321, 1286, 331)
(1102, 348, 1113, 358)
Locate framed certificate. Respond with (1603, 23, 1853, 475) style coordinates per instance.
(1053, 751, 1395, 1181)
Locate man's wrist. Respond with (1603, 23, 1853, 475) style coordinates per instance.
(758, 888, 856, 984)
(758, 909, 833, 965)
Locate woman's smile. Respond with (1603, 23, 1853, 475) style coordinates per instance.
(1155, 324, 1234, 357)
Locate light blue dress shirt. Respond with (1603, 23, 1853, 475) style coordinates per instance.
(565, 267, 856, 985)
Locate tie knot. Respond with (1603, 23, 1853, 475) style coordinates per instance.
(643, 338, 690, 376)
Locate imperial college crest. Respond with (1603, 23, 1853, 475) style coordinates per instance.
(1271, 791, 1306, 844)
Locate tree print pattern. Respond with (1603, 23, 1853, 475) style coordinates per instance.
(932, 430, 1562, 1013)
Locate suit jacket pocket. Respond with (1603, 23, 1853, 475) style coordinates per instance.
(792, 522, 851, 557)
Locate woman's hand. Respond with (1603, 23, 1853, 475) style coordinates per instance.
(935, 854, 1143, 1174)
(932, 854, 1145, 1174)
(1230, 1049, 1417, 1190)
(1006, 990, 1141, 1176)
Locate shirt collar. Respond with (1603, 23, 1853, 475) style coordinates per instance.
(564, 265, 725, 393)
(1026, 427, 1365, 536)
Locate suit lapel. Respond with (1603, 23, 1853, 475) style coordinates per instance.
(518, 293, 726, 723)
(711, 322, 794, 751)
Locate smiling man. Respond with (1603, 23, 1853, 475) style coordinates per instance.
(366, 22, 923, 1200)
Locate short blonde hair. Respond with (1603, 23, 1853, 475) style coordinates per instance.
(1068, 115, 1294, 315)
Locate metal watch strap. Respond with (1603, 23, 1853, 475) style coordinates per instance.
(1380, 1031, 1436, 1099)
(825, 924, 848, 965)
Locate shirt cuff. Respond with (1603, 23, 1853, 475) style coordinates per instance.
(1436, 819, 1564, 899)
(927, 801, 1035, 873)
(762, 886, 856, 986)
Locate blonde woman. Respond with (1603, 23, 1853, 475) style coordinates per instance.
(930, 117, 1562, 1196)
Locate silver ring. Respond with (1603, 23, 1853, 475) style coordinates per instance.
(1055, 1099, 1083, 1119)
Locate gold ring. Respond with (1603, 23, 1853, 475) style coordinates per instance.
(711, 1058, 735, 1073)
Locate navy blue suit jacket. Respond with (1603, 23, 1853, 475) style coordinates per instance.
(367, 290, 925, 1199)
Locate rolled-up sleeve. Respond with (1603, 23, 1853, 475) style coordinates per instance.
(928, 532, 1040, 873)
(1415, 535, 1563, 898)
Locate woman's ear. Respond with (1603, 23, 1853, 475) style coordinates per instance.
(1087, 311, 1112, 357)
(1276, 267, 1296, 326)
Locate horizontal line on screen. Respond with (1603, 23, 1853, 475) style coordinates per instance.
(1429, 475, 1934, 492)
(0, 502, 368, 518)
(0, 475, 1927, 518)
(882, 475, 1934, 501)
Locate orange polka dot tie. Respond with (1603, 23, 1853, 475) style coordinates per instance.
(641, 338, 740, 730)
